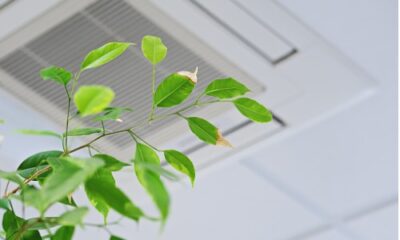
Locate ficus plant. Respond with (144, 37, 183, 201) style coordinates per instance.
(0, 35, 272, 239)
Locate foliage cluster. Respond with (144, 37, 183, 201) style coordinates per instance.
(0, 35, 271, 239)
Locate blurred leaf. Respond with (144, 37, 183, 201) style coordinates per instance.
(110, 236, 125, 240)
(0, 199, 10, 210)
(59, 196, 77, 207)
(134, 143, 169, 223)
(51, 226, 75, 240)
(154, 73, 195, 107)
(17, 150, 63, 180)
(2, 211, 42, 240)
(84, 169, 114, 223)
(141, 35, 167, 65)
(93, 154, 130, 172)
(0, 170, 24, 184)
(40, 66, 73, 86)
(17, 129, 61, 139)
(0, 119, 4, 124)
(85, 169, 143, 222)
(74, 85, 115, 117)
(94, 107, 132, 122)
(58, 207, 88, 226)
(164, 150, 195, 185)
(135, 162, 179, 182)
(205, 77, 249, 99)
(233, 97, 272, 123)
(81, 42, 132, 71)
(64, 128, 103, 137)
(24, 157, 104, 212)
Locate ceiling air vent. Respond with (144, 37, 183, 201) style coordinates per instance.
(0, 0, 282, 166)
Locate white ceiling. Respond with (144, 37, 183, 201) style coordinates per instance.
(0, 0, 397, 239)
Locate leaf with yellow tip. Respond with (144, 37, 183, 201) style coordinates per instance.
(177, 67, 198, 84)
(216, 130, 232, 147)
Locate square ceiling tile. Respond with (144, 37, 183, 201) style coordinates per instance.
(346, 203, 397, 240)
(242, 102, 397, 218)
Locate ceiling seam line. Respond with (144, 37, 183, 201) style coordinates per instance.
(241, 159, 365, 240)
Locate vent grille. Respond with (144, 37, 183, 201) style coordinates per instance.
(0, 0, 227, 149)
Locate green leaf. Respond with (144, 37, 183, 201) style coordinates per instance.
(64, 127, 103, 137)
(17, 150, 63, 179)
(24, 157, 104, 212)
(74, 85, 115, 117)
(0, 119, 4, 124)
(186, 117, 217, 144)
(141, 35, 167, 65)
(51, 226, 75, 240)
(134, 162, 179, 182)
(2, 211, 42, 240)
(81, 42, 132, 71)
(0, 199, 10, 210)
(58, 207, 88, 226)
(164, 150, 195, 186)
(0, 170, 24, 184)
(233, 97, 272, 123)
(186, 117, 232, 147)
(154, 73, 195, 107)
(205, 77, 249, 99)
(59, 196, 77, 207)
(134, 143, 170, 222)
(40, 66, 73, 86)
(93, 154, 130, 171)
(94, 107, 132, 122)
(85, 169, 143, 222)
(110, 236, 125, 240)
(16, 129, 61, 139)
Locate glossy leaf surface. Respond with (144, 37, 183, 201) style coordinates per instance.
(154, 73, 195, 107)
(141, 35, 167, 65)
(233, 97, 272, 123)
(81, 42, 131, 71)
(164, 150, 195, 185)
(205, 78, 249, 99)
(40, 66, 73, 86)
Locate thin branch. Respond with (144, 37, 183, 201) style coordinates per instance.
(4, 166, 51, 198)
(4, 98, 225, 197)
(148, 64, 156, 121)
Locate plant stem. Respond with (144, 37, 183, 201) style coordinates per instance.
(128, 130, 161, 152)
(67, 129, 128, 154)
(148, 64, 156, 121)
(63, 85, 71, 153)
(63, 71, 81, 153)
(4, 166, 51, 198)
(101, 120, 106, 134)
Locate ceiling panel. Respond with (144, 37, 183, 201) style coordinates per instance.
(346, 203, 398, 240)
